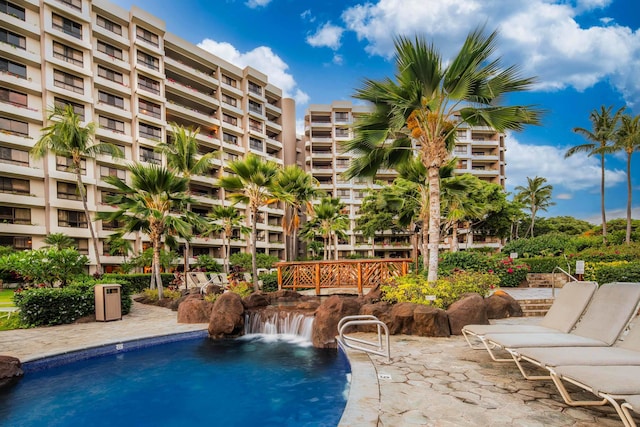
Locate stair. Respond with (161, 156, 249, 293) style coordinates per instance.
(518, 298, 554, 317)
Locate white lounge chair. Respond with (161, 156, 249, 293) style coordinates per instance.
(622, 395, 640, 427)
(462, 281, 598, 360)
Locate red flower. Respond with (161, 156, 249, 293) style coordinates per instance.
(507, 268, 514, 274)
(488, 269, 494, 273)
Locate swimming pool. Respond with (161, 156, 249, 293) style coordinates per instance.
(0, 335, 350, 427)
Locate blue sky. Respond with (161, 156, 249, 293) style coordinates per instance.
(111, 0, 639, 224)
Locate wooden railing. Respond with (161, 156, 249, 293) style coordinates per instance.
(276, 258, 412, 296)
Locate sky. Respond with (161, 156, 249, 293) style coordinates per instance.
(110, 0, 640, 225)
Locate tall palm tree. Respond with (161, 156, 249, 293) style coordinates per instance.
(96, 163, 193, 299)
(207, 205, 249, 274)
(440, 173, 485, 252)
(32, 105, 122, 275)
(514, 176, 555, 238)
(43, 232, 75, 250)
(217, 154, 280, 291)
(155, 123, 216, 274)
(566, 105, 625, 243)
(272, 165, 322, 261)
(614, 113, 640, 244)
(342, 28, 541, 282)
(302, 197, 348, 260)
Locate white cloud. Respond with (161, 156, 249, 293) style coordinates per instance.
(245, 0, 272, 8)
(503, 133, 626, 194)
(197, 39, 309, 104)
(583, 206, 640, 224)
(306, 22, 344, 50)
(340, 0, 640, 109)
(556, 193, 573, 200)
(333, 54, 344, 65)
(301, 9, 315, 22)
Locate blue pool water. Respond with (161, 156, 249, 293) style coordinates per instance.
(0, 336, 350, 427)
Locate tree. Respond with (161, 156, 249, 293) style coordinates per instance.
(156, 123, 216, 273)
(96, 163, 193, 299)
(31, 105, 122, 275)
(614, 113, 640, 244)
(342, 28, 541, 282)
(566, 105, 624, 243)
(355, 186, 404, 253)
(272, 165, 322, 261)
(514, 176, 555, 238)
(43, 233, 75, 250)
(207, 205, 249, 274)
(440, 173, 485, 252)
(301, 197, 348, 260)
(217, 154, 280, 291)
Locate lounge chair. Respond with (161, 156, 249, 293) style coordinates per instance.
(185, 272, 201, 289)
(622, 395, 640, 427)
(549, 365, 640, 427)
(482, 283, 640, 361)
(462, 281, 598, 359)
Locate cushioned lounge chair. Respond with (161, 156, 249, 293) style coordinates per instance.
(482, 283, 640, 361)
(622, 395, 640, 427)
(462, 281, 598, 360)
(549, 365, 640, 427)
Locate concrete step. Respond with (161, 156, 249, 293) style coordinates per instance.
(518, 297, 554, 317)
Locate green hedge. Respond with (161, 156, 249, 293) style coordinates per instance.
(101, 273, 174, 294)
(259, 272, 278, 292)
(519, 257, 564, 273)
(584, 261, 640, 284)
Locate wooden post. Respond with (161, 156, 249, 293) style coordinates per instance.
(315, 263, 321, 296)
(357, 261, 363, 296)
(277, 266, 282, 290)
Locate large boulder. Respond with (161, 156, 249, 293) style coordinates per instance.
(242, 292, 269, 309)
(388, 302, 417, 335)
(0, 356, 23, 389)
(265, 290, 303, 304)
(359, 283, 383, 304)
(312, 295, 361, 348)
(177, 298, 214, 324)
(485, 290, 523, 319)
(208, 292, 245, 339)
(413, 305, 450, 337)
(447, 293, 488, 335)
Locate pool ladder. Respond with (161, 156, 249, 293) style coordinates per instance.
(337, 315, 390, 362)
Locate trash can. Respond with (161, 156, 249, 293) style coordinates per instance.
(95, 284, 122, 321)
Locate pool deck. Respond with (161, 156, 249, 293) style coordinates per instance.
(0, 300, 635, 426)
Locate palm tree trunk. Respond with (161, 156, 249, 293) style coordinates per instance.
(600, 153, 607, 244)
(626, 153, 632, 245)
(183, 201, 191, 276)
(427, 166, 440, 283)
(250, 208, 259, 292)
(223, 229, 230, 275)
(153, 239, 163, 299)
(451, 222, 459, 252)
(333, 234, 338, 260)
(76, 172, 102, 275)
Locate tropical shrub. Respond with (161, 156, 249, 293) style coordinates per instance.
(101, 273, 174, 293)
(490, 257, 530, 287)
(227, 281, 252, 298)
(573, 243, 640, 263)
(229, 253, 279, 271)
(142, 288, 181, 301)
(439, 251, 494, 275)
(519, 257, 565, 273)
(14, 287, 94, 326)
(502, 234, 573, 258)
(584, 261, 640, 284)
(259, 272, 278, 292)
(193, 255, 222, 272)
(0, 248, 88, 286)
(381, 271, 499, 310)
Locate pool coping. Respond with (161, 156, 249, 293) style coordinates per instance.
(338, 341, 380, 427)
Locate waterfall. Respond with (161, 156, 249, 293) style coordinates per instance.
(244, 310, 315, 345)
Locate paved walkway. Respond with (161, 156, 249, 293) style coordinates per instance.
(1, 301, 636, 426)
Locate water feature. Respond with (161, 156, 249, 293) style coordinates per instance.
(244, 310, 315, 344)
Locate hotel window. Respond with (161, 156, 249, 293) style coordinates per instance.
(100, 190, 118, 204)
(54, 98, 85, 121)
(0, 1, 25, 20)
(140, 146, 161, 164)
(138, 98, 161, 118)
(0, 116, 28, 135)
(0, 58, 26, 78)
(56, 155, 86, 173)
(96, 15, 122, 35)
(138, 75, 160, 94)
(136, 27, 159, 47)
(224, 152, 238, 162)
(0, 146, 28, 166)
(249, 137, 263, 151)
(53, 41, 83, 66)
(72, 238, 89, 255)
(58, 209, 87, 228)
(101, 218, 123, 230)
(248, 100, 262, 115)
(57, 181, 80, 200)
(221, 93, 237, 107)
(97, 40, 123, 60)
(53, 69, 84, 94)
(222, 113, 237, 126)
(454, 145, 467, 155)
(222, 132, 237, 145)
(0, 88, 27, 107)
(334, 112, 349, 122)
(137, 51, 159, 71)
(139, 122, 161, 140)
(97, 65, 123, 84)
(0, 206, 30, 225)
(98, 90, 124, 109)
(337, 189, 350, 198)
(98, 116, 124, 133)
(249, 119, 262, 133)
(0, 236, 31, 250)
(58, 0, 82, 11)
(52, 13, 82, 39)
(0, 176, 29, 194)
(457, 129, 467, 138)
(335, 128, 349, 137)
(0, 29, 25, 49)
(248, 81, 262, 96)
(100, 165, 125, 180)
(221, 74, 236, 87)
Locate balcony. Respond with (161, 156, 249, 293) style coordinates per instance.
(0, 101, 41, 123)
(165, 100, 216, 127)
(164, 56, 218, 88)
(0, 10, 40, 38)
(0, 41, 40, 67)
(165, 78, 219, 108)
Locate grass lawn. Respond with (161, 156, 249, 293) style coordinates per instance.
(0, 289, 15, 305)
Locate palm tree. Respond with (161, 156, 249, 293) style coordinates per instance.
(514, 176, 555, 238)
(302, 197, 348, 260)
(32, 105, 122, 275)
(96, 163, 193, 299)
(342, 28, 541, 282)
(272, 165, 322, 261)
(614, 114, 640, 244)
(207, 205, 249, 274)
(566, 105, 625, 243)
(43, 232, 75, 250)
(217, 154, 280, 291)
(155, 123, 216, 274)
(440, 173, 485, 252)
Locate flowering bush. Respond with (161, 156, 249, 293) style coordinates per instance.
(491, 257, 530, 288)
(583, 261, 640, 283)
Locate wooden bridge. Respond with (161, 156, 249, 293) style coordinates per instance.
(275, 258, 412, 296)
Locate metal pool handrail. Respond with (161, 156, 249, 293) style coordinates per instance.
(338, 315, 390, 362)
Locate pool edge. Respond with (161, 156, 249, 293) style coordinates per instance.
(337, 340, 380, 427)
